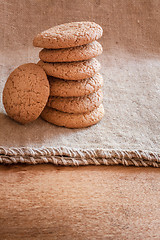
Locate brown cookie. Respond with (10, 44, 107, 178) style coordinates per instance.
(3, 63, 49, 124)
(41, 104, 104, 128)
(33, 22, 103, 49)
(47, 89, 103, 113)
(38, 58, 101, 80)
(39, 41, 103, 62)
(49, 73, 103, 97)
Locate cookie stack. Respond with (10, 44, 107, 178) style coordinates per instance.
(33, 22, 104, 128)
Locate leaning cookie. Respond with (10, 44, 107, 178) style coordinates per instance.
(47, 89, 103, 113)
(39, 41, 103, 62)
(33, 22, 103, 49)
(49, 73, 103, 97)
(38, 58, 101, 80)
(3, 63, 49, 124)
(41, 104, 104, 128)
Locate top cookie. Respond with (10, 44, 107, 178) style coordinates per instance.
(33, 22, 103, 49)
(3, 63, 49, 124)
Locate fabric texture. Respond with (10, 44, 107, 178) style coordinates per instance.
(0, 0, 160, 166)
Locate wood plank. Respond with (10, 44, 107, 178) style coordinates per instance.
(0, 165, 160, 239)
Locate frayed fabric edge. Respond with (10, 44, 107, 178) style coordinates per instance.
(0, 146, 160, 167)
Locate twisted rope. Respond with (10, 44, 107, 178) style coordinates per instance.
(0, 147, 159, 167)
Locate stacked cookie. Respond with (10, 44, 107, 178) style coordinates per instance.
(33, 22, 104, 128)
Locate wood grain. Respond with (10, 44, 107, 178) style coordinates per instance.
(0, 165, 160, 239)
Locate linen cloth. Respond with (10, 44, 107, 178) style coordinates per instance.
(0, 0, 160, 166)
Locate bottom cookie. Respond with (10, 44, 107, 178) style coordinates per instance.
(41, 104, 104, 128)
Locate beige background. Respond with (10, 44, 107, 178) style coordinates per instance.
(1, 0, 160, 53)
(1, 0, 160, 155)
(0, 0, 160, 152)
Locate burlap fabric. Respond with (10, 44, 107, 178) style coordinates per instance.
(0, 0, 160, 166)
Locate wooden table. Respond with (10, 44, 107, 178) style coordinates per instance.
(0, 165, 159, 239)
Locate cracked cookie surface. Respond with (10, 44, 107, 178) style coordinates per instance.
(33, 22, 103, 49)
(38, 58, 101, 80)
(41, 104, 104, 128)
(39, 41, 103, 62)
(49, 73, 103, 97)
(3, 63, 49, 124)
(47, 89, 103, 113)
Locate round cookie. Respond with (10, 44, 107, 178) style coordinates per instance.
(49, 73, 103, 97)
(47, 89, 103, 113)
(3, 63, 49, 124)
(39, 41, 103, 62)
(38, 58, 101, 80)
(33, 22, 103, 49)
(41, 104, 104, 128)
